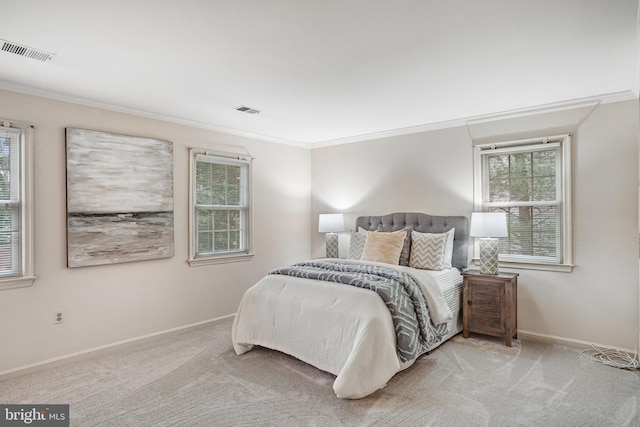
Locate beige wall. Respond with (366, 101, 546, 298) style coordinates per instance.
(1, 88, 637, 374)
(311, 99, 639, 350)
(0, 89, 312, 373)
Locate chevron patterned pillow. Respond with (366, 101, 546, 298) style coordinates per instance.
(409, 230, 449, 270)
(347, 229, 368, 259)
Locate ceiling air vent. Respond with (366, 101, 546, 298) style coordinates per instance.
(0, 38, 55, 62)
(235, 105, 261, 115)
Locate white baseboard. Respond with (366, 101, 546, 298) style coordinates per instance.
(519, 329, 637, 355)
(0, 314, 235, 382)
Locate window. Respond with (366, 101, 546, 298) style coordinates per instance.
(0, 120, 35, 289)
(473, 134, 573, 271)
(188, 149, 252, 266)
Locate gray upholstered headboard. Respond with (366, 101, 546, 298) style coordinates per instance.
(355, 212, 469, 269)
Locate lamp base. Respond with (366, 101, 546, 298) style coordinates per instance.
(479, 237, 499, 274)
(325, 233, 339, 258)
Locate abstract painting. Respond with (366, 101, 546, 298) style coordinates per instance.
(66, 128, 174, 267)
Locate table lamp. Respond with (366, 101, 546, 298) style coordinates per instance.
(318, 213, 345, 258)
(469, 212, 508, 274)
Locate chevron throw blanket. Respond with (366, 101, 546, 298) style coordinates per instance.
(269, 260, 448, 362)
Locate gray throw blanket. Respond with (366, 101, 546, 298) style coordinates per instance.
(269, 260, 448, 362)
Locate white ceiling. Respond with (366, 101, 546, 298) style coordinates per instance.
(1, 0, 638, 146)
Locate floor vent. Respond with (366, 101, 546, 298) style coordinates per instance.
(1, 39, 55, 62)
(235, 106, 261, 115)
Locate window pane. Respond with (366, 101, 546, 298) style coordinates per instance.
(488, 177, 510, 202)
(229, 210, 240, 229)
(212, 184, 226, 205)
(227, 184, 240, 205)
(487, 155, 509, 203)
(214, 210, 228, 230)
(196, 162, 213, 205)
(198, 231, 213, 253)
(227, 164, 240, 183)
(197, 162, 242, 207)
(0, 206, 12, 233)
(492, 205, 558, 258)
(214, 231, 229, 251)
(228, 230, 240, 250)
(508, 152, 532, 202)
(532, 150, 556, 201)
(212, 163, 226, 182)
(0, 136, 11, 201)
(487, 148, 557, 204)
(196, 209, 212, 253)
(199, 209, 214, 227)
(0, 205, 20, 275)
(533, 176, 555, 200)
(0, 235, 12, 272)
(223, 164, 241, 205)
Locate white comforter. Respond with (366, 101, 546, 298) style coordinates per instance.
(231, 259, 453, 399)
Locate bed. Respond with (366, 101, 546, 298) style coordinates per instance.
(232, 212, 469, 399)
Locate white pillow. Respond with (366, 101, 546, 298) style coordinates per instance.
(443, 228, 455, 269)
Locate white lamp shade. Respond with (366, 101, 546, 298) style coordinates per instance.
(469, 212, 508, 238)
(318, 213, 345, 233)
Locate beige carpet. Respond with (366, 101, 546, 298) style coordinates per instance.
(1, 317, 639, 426)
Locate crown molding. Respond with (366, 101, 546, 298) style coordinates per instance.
(1, 80, 635, 150)
(0, 80, 311, 149)
(311, 91, 638, 149)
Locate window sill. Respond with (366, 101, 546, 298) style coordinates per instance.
(471, 259, 574, 273)
(188, 253, 254, 267)
(0, 275, 37, 291)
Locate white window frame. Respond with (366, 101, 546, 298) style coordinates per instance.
(188, 148, 253, 266)
(0, 120, 36, 290)
(473, 134, 573, 272)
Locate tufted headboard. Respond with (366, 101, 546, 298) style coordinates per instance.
(355, 212, 469, 269)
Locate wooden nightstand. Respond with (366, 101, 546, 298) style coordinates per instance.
(462, 270, 519, 346)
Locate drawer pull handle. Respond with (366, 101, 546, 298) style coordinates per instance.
(467, 301, 472, 305)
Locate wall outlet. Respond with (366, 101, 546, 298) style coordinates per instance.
(55, 312, 63, 324)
